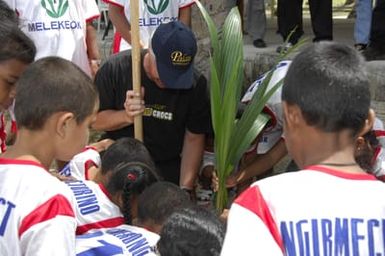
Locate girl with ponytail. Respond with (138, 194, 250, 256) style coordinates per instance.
(63, 138, 161, 234)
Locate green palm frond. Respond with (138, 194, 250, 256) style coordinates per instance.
(195, 0, 303, 211)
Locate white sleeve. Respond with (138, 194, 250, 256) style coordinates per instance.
(104, 0, 124, 8)
(82, 0, 100, 21)
(179, 0, 194, 8)
(67, 147, 101, 180)
(21, 215, 76, 256)
(221, 204, 284, 256)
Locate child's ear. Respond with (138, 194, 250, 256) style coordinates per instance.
(358, 109, 375, 137)
(56, 112, 75, 138)
(282, 102, 302, 128)
(355, 136, 366, 151)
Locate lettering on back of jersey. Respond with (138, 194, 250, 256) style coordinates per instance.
(0, 197, 16, 236)
(107, 228, 154, 255)
(280, 218, 385, 255)
(65, 181, 100, 215)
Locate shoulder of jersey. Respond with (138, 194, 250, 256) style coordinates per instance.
(241, 60, 291, 103)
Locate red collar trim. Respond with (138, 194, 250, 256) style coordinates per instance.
(0, 158, 46, 171)
(98, 183, 113, 200)
(305, 165, 377, 181)
(83, 146, 97, 152)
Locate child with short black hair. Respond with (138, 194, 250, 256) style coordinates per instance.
(0, 56, 98, 255)
(137, 181, 191, 234)
(157, 206, 225, 256)
(222, 42, 385, 254)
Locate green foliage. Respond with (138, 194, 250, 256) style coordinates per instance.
(195, 1, 303, 211)
(41, 0, 69, 18)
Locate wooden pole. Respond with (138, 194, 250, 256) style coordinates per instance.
(130, 0, 143, 141)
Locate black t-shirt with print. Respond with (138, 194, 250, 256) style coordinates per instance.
(95, 50, 211, 166)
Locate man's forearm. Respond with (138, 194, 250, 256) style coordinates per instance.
(179, 131, 205, 189)
(92, 110, 132, 131)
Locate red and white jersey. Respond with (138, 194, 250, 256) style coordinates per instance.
(0, 113, 7, 154)
(5, 0, 99, 76)
(372, 118, 385, 181)
(64, 180, 125, 235)
(222, 165, 385, 255)
(105, 0, 194, 51)
(241, 61, 291, 154)
(0, 158, 77, 256)
(76, 224, 159, 255)
(59, 146, 101, 180)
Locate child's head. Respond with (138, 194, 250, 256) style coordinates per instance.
(15, 57, 98, 161)
(100, 137, 157, 175)
(137, 181, 191, 234)
(0, 0, 18, 24)
(105, 162, 161, 224)
(157, 206, 225, 256)
(0, 20, 35, 111)
(281, 42, 374, 165)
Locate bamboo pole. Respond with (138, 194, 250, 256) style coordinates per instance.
(130, 0, 143, 141)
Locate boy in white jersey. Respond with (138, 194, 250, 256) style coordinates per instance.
(106, 0, 194, 51)
(0, 56, 99, 255)
(222, 42, 385, 255)
(5, 0, 101, 77)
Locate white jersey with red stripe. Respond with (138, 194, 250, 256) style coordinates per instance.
(64, 180, 125, 235)
(76, 224, 159, 255)
(60, 147, 101, 180)
(372, 118, 385, 181)
(0, 158, 77, 256)
(222, 166, 385, 255)
(241, 61, 291, 154)
(105, 0, 194, 51)
(5, 0, 99, 76)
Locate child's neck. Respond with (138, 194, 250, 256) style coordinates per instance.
(300, 131, 364, 174)
(2, 130, 54, 170)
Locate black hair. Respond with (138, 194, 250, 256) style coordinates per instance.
(0, 19, 36, 64)
(101, 137, 158, 175)
(282, 42, 371, 137)
(137, 181, 191, 226)
(157, 206, 225, 256)
(15, 57, 97, 130)
(105, 162, 161, 224)
(0, 0, 18, 24)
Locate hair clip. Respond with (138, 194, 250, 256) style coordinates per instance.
(127, 173, 137, 181)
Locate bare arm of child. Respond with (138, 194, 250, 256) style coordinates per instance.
(108, 4, 144, 48)
(233, 139, 287, 185)
(178, 6, 192, 27)
(86, 21, 100, 78)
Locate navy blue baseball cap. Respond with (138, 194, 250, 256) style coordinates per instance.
(151, 21, 197, 89)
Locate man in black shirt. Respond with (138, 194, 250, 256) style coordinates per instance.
(93, 21, 210, 193)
